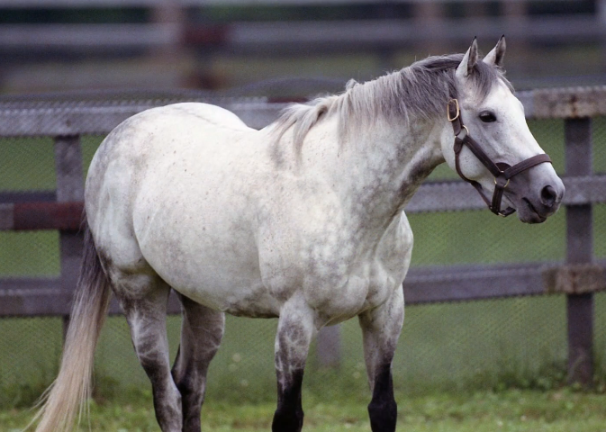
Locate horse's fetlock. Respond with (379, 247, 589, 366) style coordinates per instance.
(368, 398, 397, 432)
(272, 407, 304, 432)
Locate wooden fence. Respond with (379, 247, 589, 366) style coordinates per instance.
(0, 0, 604, 58)
(1, 86, 606, 385)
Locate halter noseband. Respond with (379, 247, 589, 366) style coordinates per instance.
(447, 98, 552, 217)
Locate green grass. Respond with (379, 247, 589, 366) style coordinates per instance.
(0, 293, 585, 409)
(3, 388, 606, 431)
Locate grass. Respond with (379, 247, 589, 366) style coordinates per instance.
(1, 293, 580, 409)
(3, 388, 606, 431)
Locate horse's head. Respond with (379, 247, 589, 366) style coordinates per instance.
(440, 37, 564, 223)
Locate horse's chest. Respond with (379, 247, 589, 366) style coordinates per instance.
(257, 208, 412, 321)
(319, 260, 403, 320)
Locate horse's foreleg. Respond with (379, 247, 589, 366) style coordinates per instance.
(272, 294, 317, 432)
(359, 287, 404, 432)
(117, 277, 182, 432)
(171, 294, 225, 432)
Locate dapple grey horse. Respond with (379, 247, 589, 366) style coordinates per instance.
(33, 38, 564, 432)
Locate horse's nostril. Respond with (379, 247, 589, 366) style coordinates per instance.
(541, 185, 557, 208)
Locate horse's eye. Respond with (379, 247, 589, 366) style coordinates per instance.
(479, 111, 497, 123)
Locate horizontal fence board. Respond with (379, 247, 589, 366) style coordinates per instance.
(0, 0, 569, 7)
(3, 261, 599, 316)
(560, 175, 606, 206)
(0, 279, 180, 317)
(0, 202, 84, 231)
(0, 105, 162, 137)
(0, 204, 13, 230)
(0, 191, 56, 204)
(0, 24, 178, 50)
(405, 262, 550, 304)
(0, 87, 605, 137)
(0, 101, 285, 136)
(0, 278, 67, 316)
(1, 176, 602, 231)
(0, 16, 601, 54)
(2, 176, 604, 231)
(406, 175, 606, 213)
(221, 17, 606, 54)
(406, 181, 487, 212)
(529, 87, 606, 119)
(15, 202, 83, 231)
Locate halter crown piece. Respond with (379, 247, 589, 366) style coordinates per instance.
(447, 99, 552, 217)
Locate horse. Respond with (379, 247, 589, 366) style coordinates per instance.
(32, 37, 564, 432)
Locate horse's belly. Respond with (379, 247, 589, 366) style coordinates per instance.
(146, 245, 281, 317)
(175, 279, 280, 318)
(136, 209, 280, 316)
(306, 271, 401, 325)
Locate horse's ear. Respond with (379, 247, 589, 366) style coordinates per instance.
(456, 38, 479, 79)
(484, 35, 506, 68)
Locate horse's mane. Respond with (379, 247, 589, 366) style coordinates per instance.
(270, 53, 512, 148)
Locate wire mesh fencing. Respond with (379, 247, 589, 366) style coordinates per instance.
(0, 89, 604, 409)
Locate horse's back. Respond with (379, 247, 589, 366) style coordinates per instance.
(85, 103, 268, 304)
(147, 102, 251, 131)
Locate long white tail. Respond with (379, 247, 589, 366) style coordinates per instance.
(31, 222, 111, 432)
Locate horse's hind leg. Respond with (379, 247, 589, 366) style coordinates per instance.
(171, 294, 225, 432)
(272, 294, 317, 432)
(358, 287, 404, 432)
(113, 273, 182, 432)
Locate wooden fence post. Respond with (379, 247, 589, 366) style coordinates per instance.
(412, 0, 444, 54)
(564, 118, 594, 386)
(54, 135, 84, 341)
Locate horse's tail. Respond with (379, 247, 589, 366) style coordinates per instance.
(32, 217, 111, 432)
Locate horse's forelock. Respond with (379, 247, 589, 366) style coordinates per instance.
(397, 53, 512, 115)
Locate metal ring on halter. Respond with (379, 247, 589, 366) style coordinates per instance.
(447, 99, 460, 122)
(458, 125, 469, 138)
(494, 177, 510, 188)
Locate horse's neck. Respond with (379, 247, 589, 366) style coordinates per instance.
(332, 117, 444, 225)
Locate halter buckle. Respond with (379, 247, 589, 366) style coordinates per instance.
(447, 99, 460, 122)
(494, 177, 510, 189)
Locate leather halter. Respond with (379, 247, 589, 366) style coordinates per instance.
(447, 99, 552, 217)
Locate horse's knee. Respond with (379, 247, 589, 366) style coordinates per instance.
(271, 296, 315, 432)
(171, 300, 224, 431)
(172, 364, 202, 401)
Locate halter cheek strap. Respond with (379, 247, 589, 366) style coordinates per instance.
(447, 99, 552, 217)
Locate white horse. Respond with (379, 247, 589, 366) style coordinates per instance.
(33, 38, 564, 432)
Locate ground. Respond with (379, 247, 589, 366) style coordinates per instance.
(3, 388, 606, 431)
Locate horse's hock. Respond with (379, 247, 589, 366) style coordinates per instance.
(0, 85, 605, 398)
